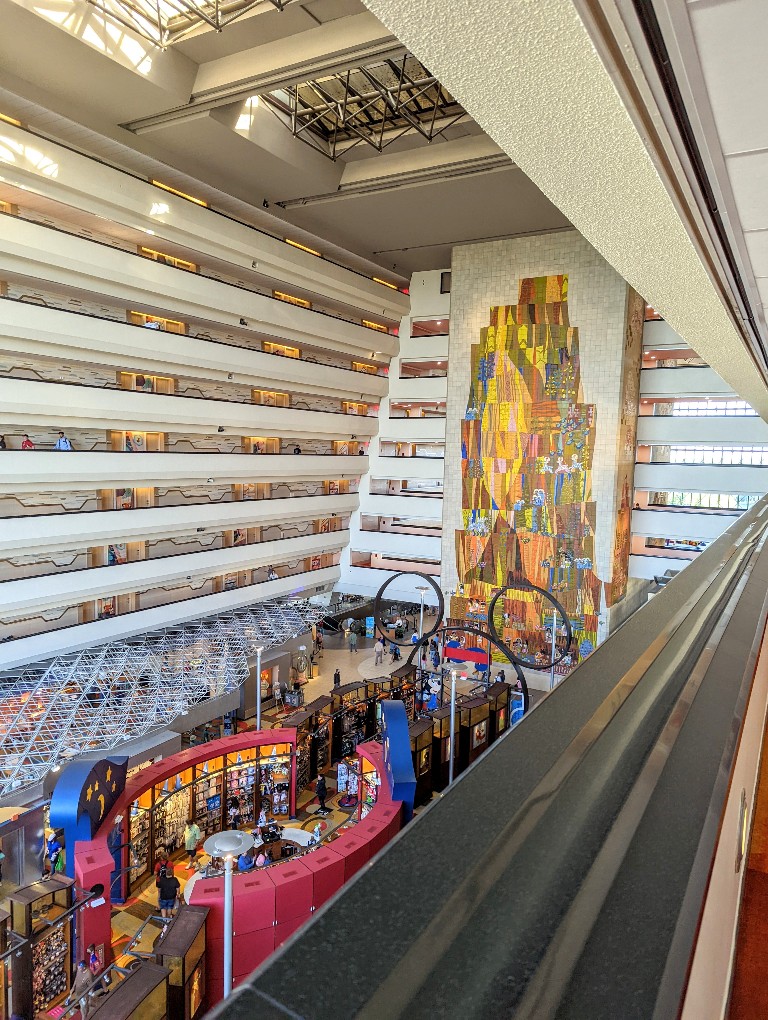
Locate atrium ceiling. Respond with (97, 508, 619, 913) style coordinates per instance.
(0, 0, 570, 274)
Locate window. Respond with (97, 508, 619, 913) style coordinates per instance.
(139, 247, 197, 272)
(665, 399, 756, 417)
(263, 341, 300, 359)
(253, 390, 289, 407)
(664, 445, 768, 466)
(273, 290, 311, 308)
(648, 491, 760, 511)
(343, 401, 369, 416)
(410, 318, 449, 337)
(440, 271, 452, 294)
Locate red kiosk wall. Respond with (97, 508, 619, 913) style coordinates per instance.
(302, 846, 345, 909)
(75, 840, 116, 965)
(270, 859, 313, 922)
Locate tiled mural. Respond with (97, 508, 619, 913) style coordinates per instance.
(451, 274, 612, 667)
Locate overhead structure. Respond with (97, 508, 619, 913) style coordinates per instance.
(263, 53, 468, 161)
(87, 0, 300, 47)
(0, 598, 323, 800)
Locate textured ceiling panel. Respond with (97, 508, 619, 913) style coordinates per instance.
(361, 0, 768, 420)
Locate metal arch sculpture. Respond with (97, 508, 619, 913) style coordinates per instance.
(488, 583, 574, 672)
(372, 571, 529, 713)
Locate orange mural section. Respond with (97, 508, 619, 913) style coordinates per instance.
(451, 274, 611, 669)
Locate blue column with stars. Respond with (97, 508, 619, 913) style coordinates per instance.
(49, 758, 128, 879)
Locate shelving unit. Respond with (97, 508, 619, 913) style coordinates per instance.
(8, 876, 74, 1020)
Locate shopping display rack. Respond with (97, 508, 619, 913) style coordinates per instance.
(0, 598, 325, 800)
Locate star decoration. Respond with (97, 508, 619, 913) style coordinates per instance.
(86, 785, 93, 801)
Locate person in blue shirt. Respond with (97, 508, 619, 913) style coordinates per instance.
(238, 849, 255, 872)
(54, 431, 73, 451)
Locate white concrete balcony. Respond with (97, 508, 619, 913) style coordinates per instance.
(380, 417, 447, 441)
(390, 376, 448, 402)
(397, 335, 449, 360)
(639, 366, 733, 399)
(360, 492, 443, 520)
(642, 319, 689, 350)
(631, 507, 740, 541)
(0, 300, 389, 401)
(373, 456, 445, 481)
(629, 554, 693, 580)
(352, 529, 441, 560)
(636, 415, 768, 445)
(0, 121, 409, 321)
(0, 494, 357, 558)
(2, 451, 367, 493)
(0, 215, 399, 359)
(0, 530, 348, 620)
(633, 462, 768, 494)
(0, 378, 378, 440)
(0, 565, 340, 672)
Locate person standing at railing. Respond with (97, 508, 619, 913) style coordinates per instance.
(54, 431, 73, 451)
(21, 434, 34, 449)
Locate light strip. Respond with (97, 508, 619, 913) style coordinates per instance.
(373, 276, 398, 290)
(362, 319, 389, 333)
(285, 238, 322, 258)
(273, 291, 311, 308)
(150, 179, 208, 207)
(0, 113, 22, 127)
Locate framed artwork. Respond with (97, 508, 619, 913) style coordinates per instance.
(233, 529, 246, 547)
(124, 431, 145, 452)
(108, 543, 127, 565)
(319, 519, 330, 534)
(418, 747, 431, 775)
(472, 720, 488, 749)
(117, 488, 135, 510)
(328, 480, 339, 495)
(98, 597, 116, 618)
(243, 483, 257, 500)
(311, 556, 321, 571)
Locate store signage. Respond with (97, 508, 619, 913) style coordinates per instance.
(380, 701, 416, 821)
(49, 757, 128, 877)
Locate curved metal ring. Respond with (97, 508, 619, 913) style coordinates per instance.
(404, 626, 529, 714)
(373, 571, 444, 647)
(488, 582, 573, 671)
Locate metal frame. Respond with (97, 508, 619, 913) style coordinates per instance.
(86, 0, 300, 48)
(262, 54, 469, 162)
(0, 598, 323, 800)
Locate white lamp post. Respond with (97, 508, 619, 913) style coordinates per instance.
(416, 585, 428, 638)
(203, 830, 254, 997)
(255, 646, 264, 731)
(448, 668, 458, 786)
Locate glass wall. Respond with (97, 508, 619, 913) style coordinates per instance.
(667, 399, 756, 417)
(648, 491, 761, 510)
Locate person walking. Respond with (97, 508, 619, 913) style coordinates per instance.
(0, 436, 5, 450)
(21, 434, 34, 449)
(157, 864, 180, 920)
(316, 774, 328, 814)
(184, 818, 201, 870)
(374, 637, 384, 665)
(67, 960, 93, 1019)
(348, 629, 358, 653)
(333, 667, 341, 688)
(54, 431, 73, 451)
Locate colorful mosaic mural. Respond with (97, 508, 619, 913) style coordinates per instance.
(451, 274, 607, 668)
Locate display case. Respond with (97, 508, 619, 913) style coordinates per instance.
(390, 663, 418, 720)
(409, 719, 434, 807)
(258, 744, 292, 818)
(225, 750, 258, 830)
(336, 758, 360, 809)
(431, 706, 460, 791)
(194, 757, 223, 838)
(358, 757, 381, 820)
(458, 696, 491, 770)
(284, 710, 313, 792)
(486, 681, 512, 744)
(8, 876, 75, 1020)
(89, 961, 170, 1020)
(153, 905, 208, 1020)
(330, 683, 371, 762)
(306, 696, 332, 777)
(0, 909, 9, 1020)
(129, 793, 152, 884)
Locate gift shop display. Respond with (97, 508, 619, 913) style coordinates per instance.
(115, 733, 298, 896)
(0, 909, 9, 1020)
(89, 962, 170, 1020)
(409, 719, 434, 807)
(306, 696, 332, 777)
(431, 706, 460, 791)
(8, 876, 75, 1020)
(359, 756, 381, 820)
(284, 710, 313, 792)
(459, 696, 491, 771)
(153, 905, 208, 1020)
(330, 683, 372, 762)
(486, 681, 512, 743)
(336, 758, 360, 809)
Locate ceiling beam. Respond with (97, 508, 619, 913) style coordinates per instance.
(122, 11, 405, 133)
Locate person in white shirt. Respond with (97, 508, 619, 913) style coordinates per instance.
(374, 638, 384, 665)
(54, 431, 73, 451)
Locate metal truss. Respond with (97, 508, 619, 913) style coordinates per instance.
(262, 53, 469, 162)
(86, 0, 300, 48)
(0, 598, 324, 800)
